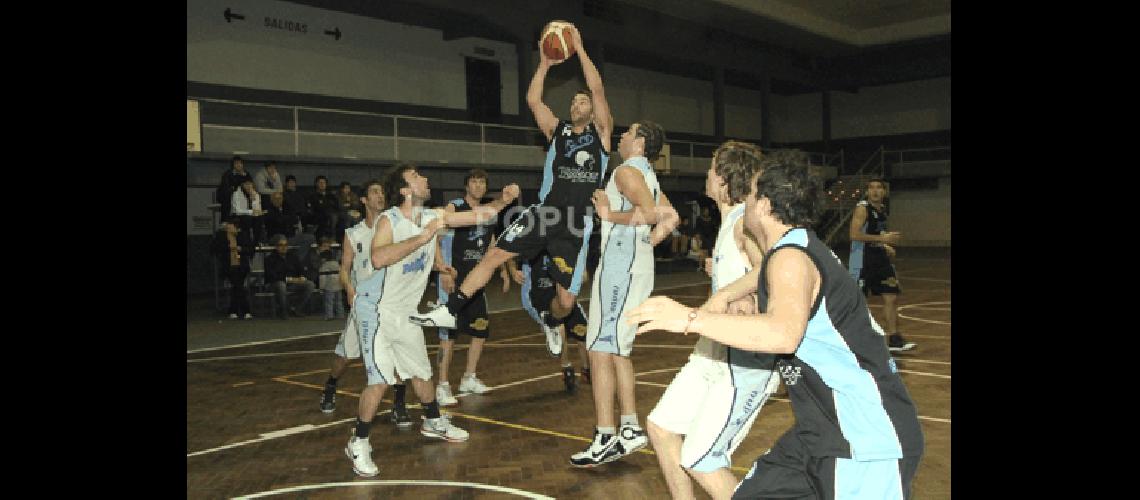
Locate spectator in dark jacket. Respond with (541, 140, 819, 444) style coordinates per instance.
(306, 175, 339, 240)
(211, 218, 255, 319)
(283, 175, 310, 226)
(216, 155, 253, 220)
(264, 234, 316, 319)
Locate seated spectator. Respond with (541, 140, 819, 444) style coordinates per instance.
(670, 216, 691, 257)
(335, 181, 362, 240)
(216, 155, 252, 220)
(306, 175, 339, 240)
(254, 161, 284, 196)
(686, 233, 710, 268)
(265, 192, 299, 238)
(264, 235, 316, 319)
(211, 217, 255, 320)
(316, 237, 345, 321)
(231, 179, 266, 244)
(283, 175, 310, 229)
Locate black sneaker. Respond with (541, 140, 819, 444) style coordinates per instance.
(581, 367, 592, 385)
(888, 334, 916, 352)
(562, 366, 576, 394)
(390, 405, 413, 428)
(320, 388, 336, 413)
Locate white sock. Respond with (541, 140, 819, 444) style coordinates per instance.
(620, 414, 639, 428)
(597, 426, 616, 436)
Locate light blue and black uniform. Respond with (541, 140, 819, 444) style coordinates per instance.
(437, 197, 497, 340)
(521, 253, 589, 342)
(733, 228, 923, 500)
(848, 200, 900, 295)
(497, 120, 608, 296)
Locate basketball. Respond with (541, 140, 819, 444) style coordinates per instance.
(541, 21, 575, 62)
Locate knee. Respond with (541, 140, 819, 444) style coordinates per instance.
(555, 290, 576, 311)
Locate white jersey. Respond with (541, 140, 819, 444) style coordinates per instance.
(692, 203, 751, 361)
(378, 206, 439, 311)
(346, 213, 382, 287)
(599, 156, 661, 274)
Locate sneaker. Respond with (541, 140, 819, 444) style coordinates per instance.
(344, 436, 379, 477)
(562, 366, 576, 394)
(421, 414, 469, 442)
(581, 367, 592, 385)
(228, 313, 238, 320)
(390, 405, 413, 428)
(618, 424, 648, 456)
(243, 313, 254, 320)
(888, 334, 917, 352)
(319, 387, 336, 413)
(409, 304, 457, 329)
(458, 374, 490, 395)
(569, 430, 624, 467)
(436, 382, 459, 406)
(540, 315, 563, 357)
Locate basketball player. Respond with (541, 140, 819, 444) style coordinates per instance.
(344, 163, 519, 477)
(318, 180, 414, 427)
(570, 120, 678, 467)
(434, 168, 513, 405)
(626, 152, 924, 499)
(510, 252, 592, 393)
(410, 23, 610, 341)
(646, 141, 780, 498)
(848, 178, 916, 352)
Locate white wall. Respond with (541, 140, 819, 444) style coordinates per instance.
(771, 77, 951, 143)
(890, 177, 951, 246)
(187, 0, 519, 115)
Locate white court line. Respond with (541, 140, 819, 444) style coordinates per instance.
(897, 334, 949, 340)
(634, 384, 952, 423)
(904, 277, 951, 283)
(895, 358, 951, 366)
(898, 369, 950, 379)
(898, 301, 951, 325)
(456, 372, 565, 397)
(187, 330, 341, 354)
(233, 480, 554, 499)
(187, 417, 360, 458)
(187, 350, 329, 363)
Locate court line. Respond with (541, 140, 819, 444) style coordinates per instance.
(187, 330, 341, 354)
(898, 301, 951, 325)
(904, 277, 951, 283)
(897, 369, 950, 379)
(232, 480, 554, 500)
(189, 350, 330, 363)
(895, 358, 951, 366)
(231, 381, 254, 388)
(188, 417, 358, 457)
(634, 383, 952, 423)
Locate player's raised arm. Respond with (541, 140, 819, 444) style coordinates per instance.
(568, 25, 612, 148)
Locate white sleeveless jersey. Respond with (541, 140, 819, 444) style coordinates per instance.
(378, 206, 439, 311)
(692, 203, 752, 361)
(346, 213, 382, 287)
(599, 156, 661, 274)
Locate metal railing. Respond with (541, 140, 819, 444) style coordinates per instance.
(188, 97, 837, 174)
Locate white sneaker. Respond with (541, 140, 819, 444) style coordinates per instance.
(228, 313, 238, 319)
(409, 304, 457, 329)
(436, 382, 459, 406)
(569, 430, 623, 467)
(344, 436, 379, 477)
(243, 313, 254, 320)
(421, 414, 469, 442)
(540, 313, 563, 357)
(458, 374, 489, 395)
(618, 424, 648, 456)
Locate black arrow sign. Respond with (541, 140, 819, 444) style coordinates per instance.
(224, 8, 245, 23)
(324, 27, 341, 41)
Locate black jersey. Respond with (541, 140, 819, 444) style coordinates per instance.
(539, 120, 610, 215)
(759, 227, 923, 460)
(441, 197, 498, 276)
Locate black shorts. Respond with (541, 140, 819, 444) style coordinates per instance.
(437, 276, 490, 340)
(524, 262, 587, 343)
(496, 204, 594, 296)
(732, 431, 920, 500)
(859, 260, 901, 296)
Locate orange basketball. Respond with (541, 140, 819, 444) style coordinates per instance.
(541, 21, 576, 62)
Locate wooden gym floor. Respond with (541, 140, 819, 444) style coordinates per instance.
(187, 254, 950, 499)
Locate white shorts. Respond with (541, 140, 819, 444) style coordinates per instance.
(586, 271, 653, 356)
(356, 297, 434, 386)
(333, 311, 360, 359)
(648, 355, 779, 473)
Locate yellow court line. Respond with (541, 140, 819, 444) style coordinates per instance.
(269, 376, 750, 473)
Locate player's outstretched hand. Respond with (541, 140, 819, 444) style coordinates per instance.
(626, 296, 691, 335)
(591, 190, 610, 221)
(501, 183, 521, 203)
(511, 268, 526, 285)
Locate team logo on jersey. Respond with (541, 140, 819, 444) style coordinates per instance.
(552, 256, 574, 274)
(597, 334, 614, 345)
(563, 134, 595, 159)
(572, 324, 587, 336)
(470, 318, 489, 331)
(504, 222, 526, 242)
(882, 277, 898, 288)
(402, 252, 427, 274)
(778, 363, 802, 386)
